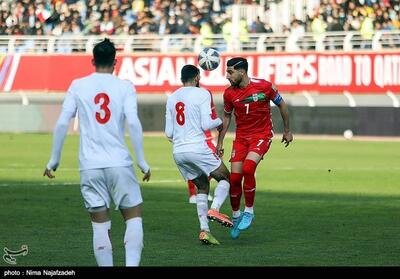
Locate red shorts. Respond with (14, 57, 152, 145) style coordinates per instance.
(229, 137, 272, 162)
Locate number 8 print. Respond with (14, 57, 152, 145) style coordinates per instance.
(175, 102, 185, 125)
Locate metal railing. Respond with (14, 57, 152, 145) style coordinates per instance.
(0, 31, 399, 54)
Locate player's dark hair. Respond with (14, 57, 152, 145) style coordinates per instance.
(93, 38, 116, 67)
(181, 64, 200, 83)
(227, 57, 248, 73)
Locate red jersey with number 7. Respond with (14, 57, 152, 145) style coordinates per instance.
(223, 78, 280, 139)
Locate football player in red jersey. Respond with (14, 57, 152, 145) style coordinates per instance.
(216, 57, 293, 239)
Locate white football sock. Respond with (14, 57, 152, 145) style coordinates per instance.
(92, 221, 113, 266)
(196, 193, 210, 232)
(124, 217, 143, 267)
(210, 180, 229, 211)
(244, 206, 254, 214)
(232, 210, 241, 218)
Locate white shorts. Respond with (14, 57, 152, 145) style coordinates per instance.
(80, 166, 142, 211)
(173, 150, 221, 181)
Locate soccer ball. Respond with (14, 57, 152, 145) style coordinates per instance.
(198, 48, 220, 71)
(343, 129, 353, 139)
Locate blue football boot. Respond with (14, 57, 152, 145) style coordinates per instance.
(230, 212, 243, 240)
(238, 212, 254, 231)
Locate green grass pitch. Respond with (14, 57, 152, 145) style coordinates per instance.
(0, 133, 399, 266)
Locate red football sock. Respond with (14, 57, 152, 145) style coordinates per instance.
(242, 159, 257, 207)
(188, 180, 197, 197)
(230, 173, 243, 211)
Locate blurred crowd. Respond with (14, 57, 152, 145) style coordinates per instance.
(0, 0, 240, 36)
(0, 0, 399, 38)
(289, 0, 400, 42)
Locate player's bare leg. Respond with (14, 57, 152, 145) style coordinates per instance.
(89, 208, 113, 266)
(120, 205, 143, 266)
(207, 162, 233, 227)
(191, 174, 220, 245)
(238, 151, 262, 231)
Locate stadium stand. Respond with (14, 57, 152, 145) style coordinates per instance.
(0, 0, 399, 53)
(0, 0, 399, 136)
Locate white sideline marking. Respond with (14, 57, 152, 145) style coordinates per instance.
(19, 92, 29, 106)
(4, 53, 21, 92)
(386, 91, 400, 108)
(343, 91, 356, 107)
(0, 167, 178, 171)
(0, 179, 184, 187)
(301, 91, 315, 107)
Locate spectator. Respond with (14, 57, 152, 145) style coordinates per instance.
(311, 15, 327, 41)
(0, 0, 398, 42)
(250, 16, 266, 33)
(200, 21, 214, 47)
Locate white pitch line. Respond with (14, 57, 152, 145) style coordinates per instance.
(19, 92, 29, 106)
(302, 91, 316, 107)
(0, 179, 184, 187)
(343, 91, 356, 107)
(386, 91, 400, 108)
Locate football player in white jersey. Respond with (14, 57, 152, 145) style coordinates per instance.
(165, 65, 233, 245)
(43, 39, 151, 266)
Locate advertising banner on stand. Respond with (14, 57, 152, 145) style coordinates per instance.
(1, 52, 399, 93)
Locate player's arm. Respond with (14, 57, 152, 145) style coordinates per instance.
(200, 94, 222, 131)
(273, 92, 293, 147)
(44, 90, 77, 179)
(126, 112, 151, 181)
(164, 99, 173, 142)
(124, 87, 151, 181)
(216, 110, 232, 157)
(216, 91, 233, 157)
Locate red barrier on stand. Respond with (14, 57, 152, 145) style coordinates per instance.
(2, 52, 399, 93)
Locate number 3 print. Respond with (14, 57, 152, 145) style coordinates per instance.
(94, 93, 111, 124)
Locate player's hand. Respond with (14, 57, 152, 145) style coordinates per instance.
(142, 169, 151, 182)
(281, 131, 293, 147)
(43, 168, 56, 179)
(216, 143, 224, 158)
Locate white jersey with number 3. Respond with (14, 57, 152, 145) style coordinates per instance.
(165, 86, 222, 154)
(62, 73, 141, 170)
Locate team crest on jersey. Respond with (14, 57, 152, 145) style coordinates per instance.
(240, 93, 266, 104)
(253, 93, 259, 102)
(231, 149, 236, 159)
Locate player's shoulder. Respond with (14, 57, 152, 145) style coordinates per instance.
(224, 85, 236, 95)
(70, 74, 91, 86)
(197, 87, 211, 96)
(107, 76, 136, 96)
(250, 78, 278, 93)
(118, 77, 135, 86)
(250, 77, 272, 88)
(175, 86, 209, 97)
(68, 75, 88, 93)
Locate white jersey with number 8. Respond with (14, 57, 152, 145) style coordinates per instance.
(165, 86, 222, 154)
